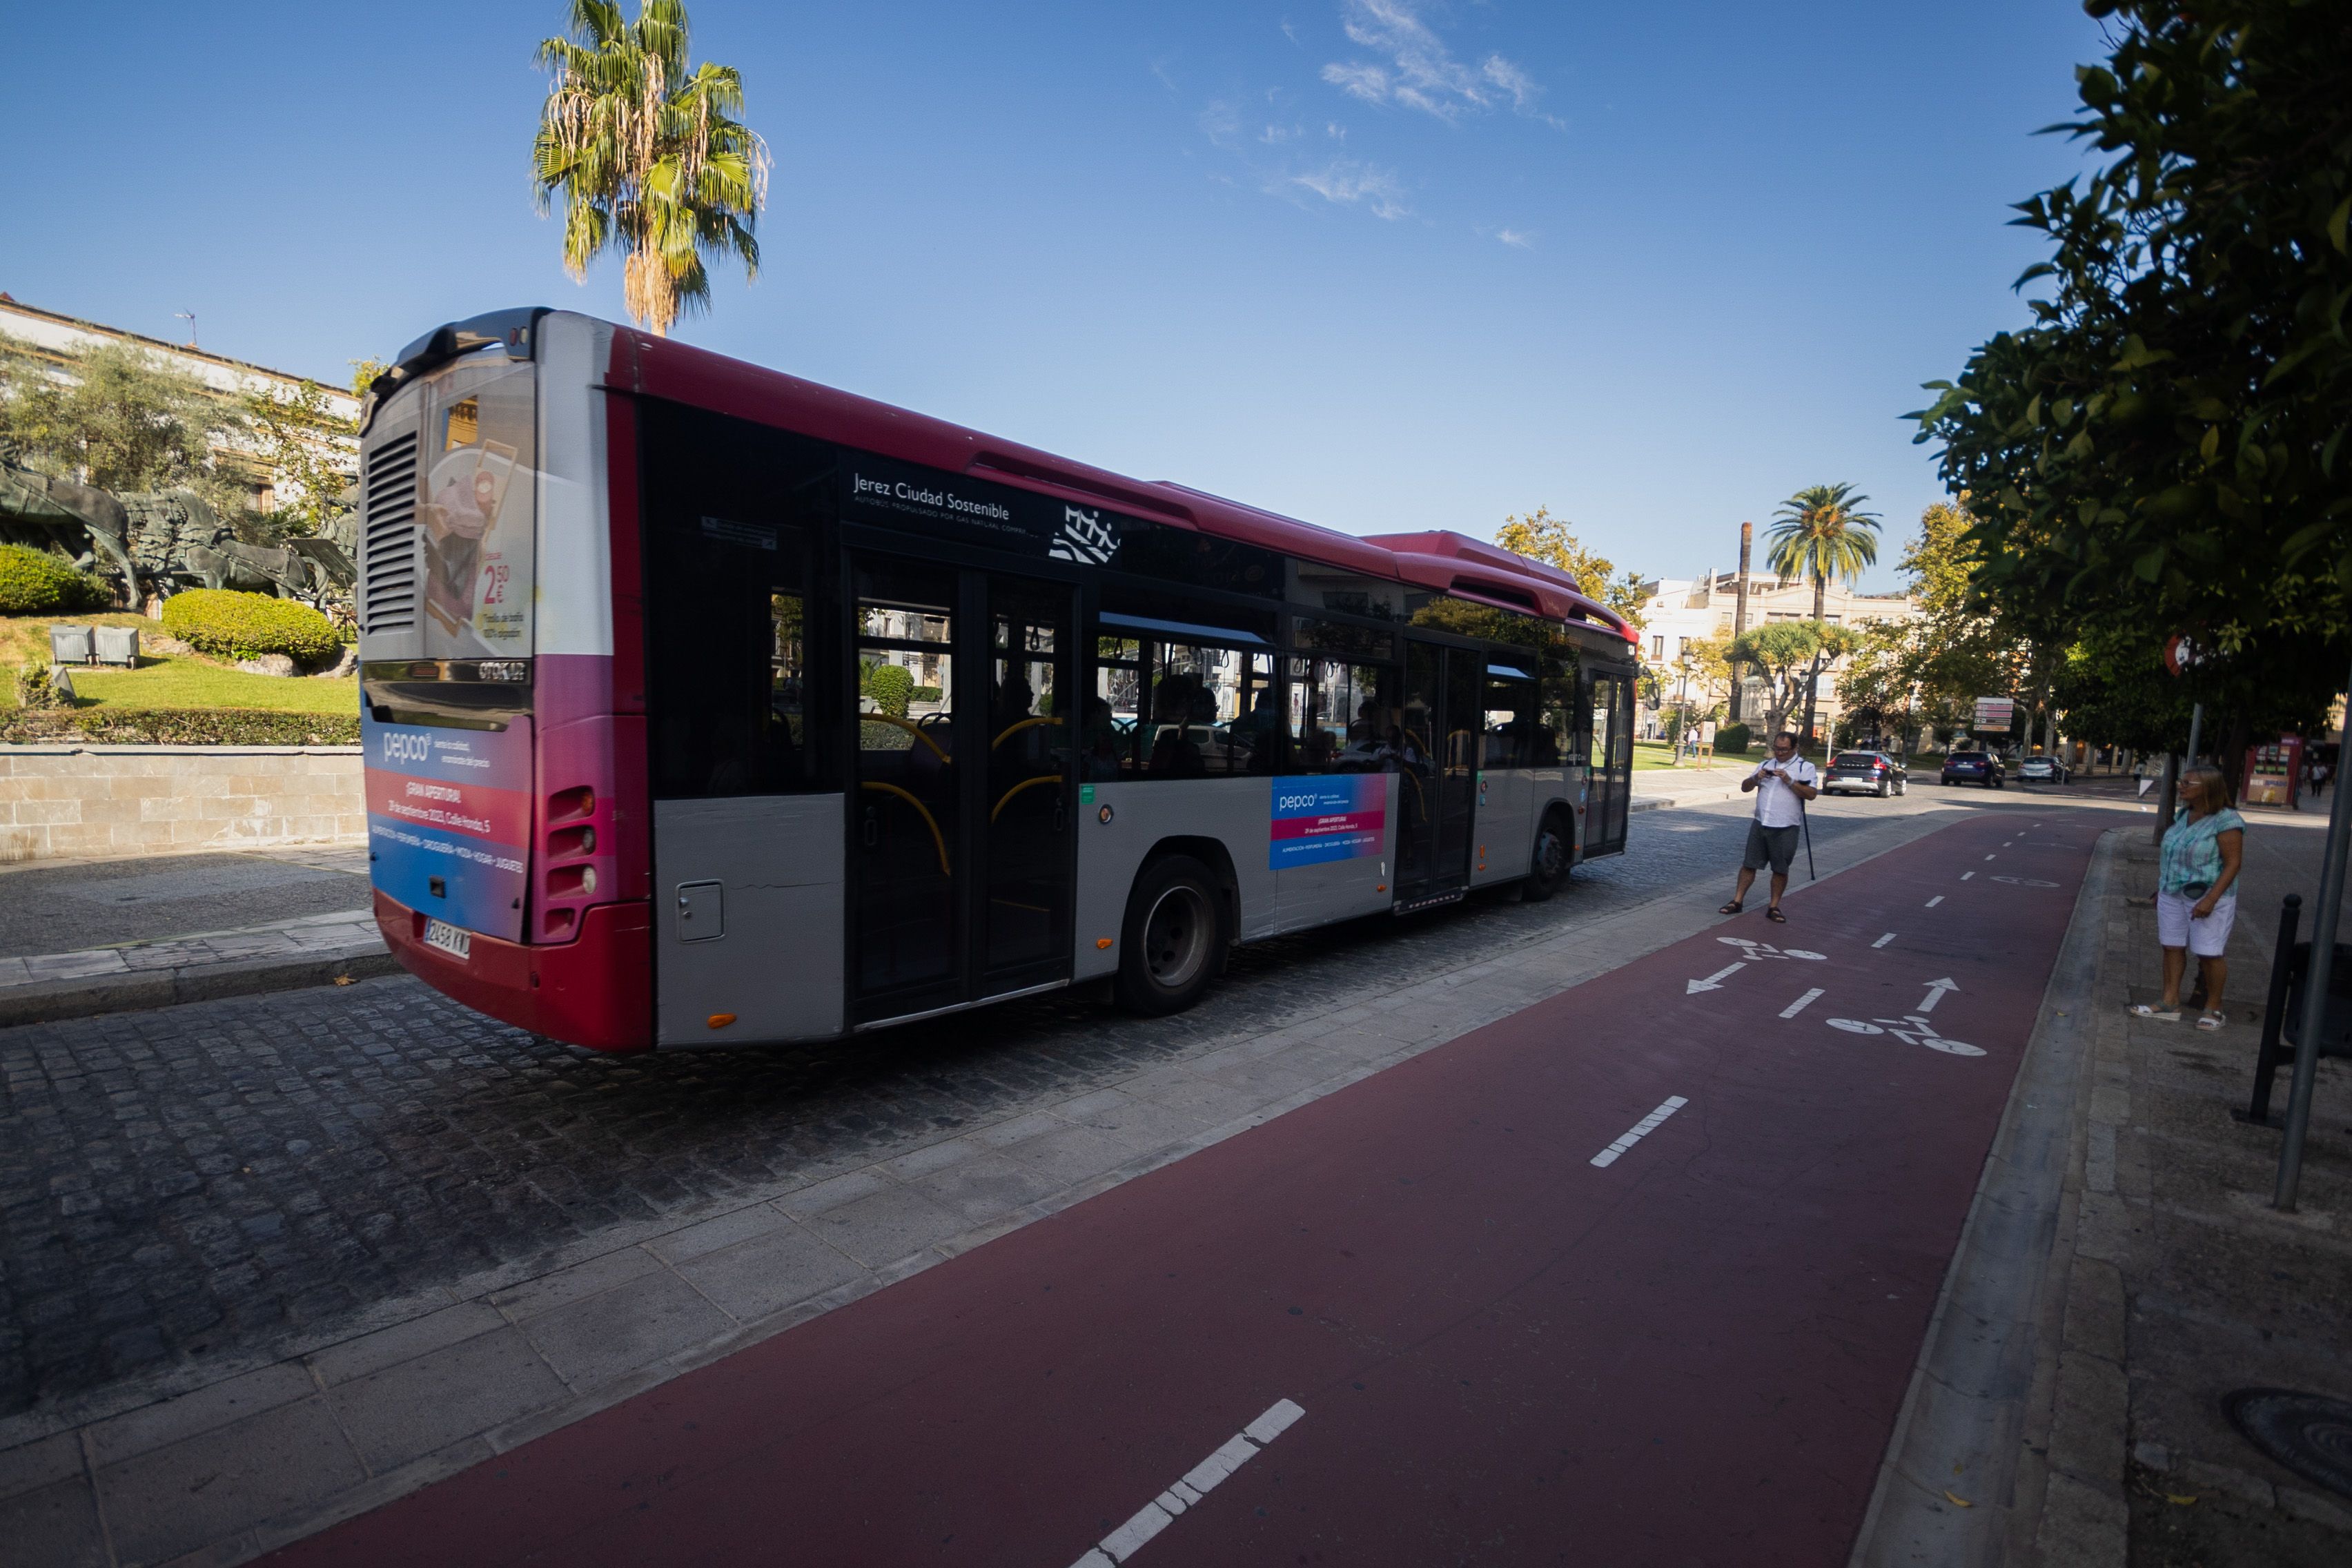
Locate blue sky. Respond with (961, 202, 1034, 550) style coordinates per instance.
(0, 1, 2108, 591)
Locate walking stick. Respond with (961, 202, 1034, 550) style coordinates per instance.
(1799, 790, 1816, 881)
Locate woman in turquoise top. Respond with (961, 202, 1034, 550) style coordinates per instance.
(2131, 765, 2245, 1029)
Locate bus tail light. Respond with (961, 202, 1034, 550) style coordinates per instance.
(549, 785, 596, 821)
(547, 865, 597, 898)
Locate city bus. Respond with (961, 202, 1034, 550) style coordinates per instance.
(355, 308, 1638, 1052)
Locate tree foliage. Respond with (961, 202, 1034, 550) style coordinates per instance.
(1493, 505, 1648, 629)
(1766, 483, 1882, 619)
(1836, 502, 2030, 736)
(533, 0, 770, 337)
(1910, 0, 2352, 745)
(0, 337, 226, 502)
(243, 382, 356, 540)
(1729, 620, 1856, 741)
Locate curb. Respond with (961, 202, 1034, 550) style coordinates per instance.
(1847, 825, 2121, 1566)
(0, 944, 401, 1029)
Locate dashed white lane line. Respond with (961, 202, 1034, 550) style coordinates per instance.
(1983, 854, 1997, 861)
(1872, 932, 1897, 948)
(1926, 895, 1945, 908)
(1961, 872, 1975, 881)
(1073, 1400, 1306, 1566)
(1590, 1097, 1688, 1168)
(1779, 988, 1824, 1019)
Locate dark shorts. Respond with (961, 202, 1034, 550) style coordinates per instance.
(1743, 820, 1800, 875)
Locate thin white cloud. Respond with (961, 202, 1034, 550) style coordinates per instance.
(1495, 228, 1533, 249)
(1198, 99, 1243, 148)
(1320, 0, 1555, 126)
(1286, 159, 1412, 219)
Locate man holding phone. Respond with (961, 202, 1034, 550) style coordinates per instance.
(1720, 730, 1818, 923)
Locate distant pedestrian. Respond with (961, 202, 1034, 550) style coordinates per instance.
(2130, 764, 2245, 1030)
(1720, 729, 1819, 924)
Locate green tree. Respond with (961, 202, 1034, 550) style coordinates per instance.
(533, 0, 770, 337)
(1836, 502, 2029, 741)
(1766, 482, 1881, 743)
(1910, 1, 2352, 776)
(1729, 620, 1857, 743)
(1494, 505, 1649, 631)
(0, 337, 223, 498)
(244, 382, 356, 541)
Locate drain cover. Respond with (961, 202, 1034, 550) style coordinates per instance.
(2224, 1389, 2352, 1499)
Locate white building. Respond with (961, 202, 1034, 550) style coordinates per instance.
(1632, 567, 1921, 742)
(0, 294, 359, 513)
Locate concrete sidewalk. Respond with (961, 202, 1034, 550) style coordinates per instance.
(1854, 807, 2352, 1567)
(0, 846, 385, 1027)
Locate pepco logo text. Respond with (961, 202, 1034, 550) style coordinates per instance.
(380, 732, 432, 765)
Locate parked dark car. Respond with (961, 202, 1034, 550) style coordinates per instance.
(1941, 750, 2005, 787)
(1823, 749, 1908, 798)
(2015, 754, 2070, 784)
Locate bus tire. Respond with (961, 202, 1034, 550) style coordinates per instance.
(1115, 855, 1225, 1015)
(1522, 809, 1573, 902)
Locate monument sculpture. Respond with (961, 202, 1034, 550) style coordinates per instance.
(0, 439, 356, 617)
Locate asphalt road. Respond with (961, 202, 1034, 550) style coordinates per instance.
(0, 788, 2045, 1421)
(264, 805, 2104, 1565)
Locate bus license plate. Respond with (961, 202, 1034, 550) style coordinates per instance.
(423, 919, 471, 961)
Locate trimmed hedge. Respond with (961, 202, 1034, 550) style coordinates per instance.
(0, 543, 107, 615)
(862, 663, 913, 718)
(1714, 722, 1753, 754)
(0, 707, 360, 747)
(161, 589, 343, 665)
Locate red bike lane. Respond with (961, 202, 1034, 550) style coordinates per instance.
(269, 808, 2098, 1567)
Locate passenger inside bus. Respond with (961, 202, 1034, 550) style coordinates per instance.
(1147, 674, 1208, 778)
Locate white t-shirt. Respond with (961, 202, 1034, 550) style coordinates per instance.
(1752, 756, 1817, 828)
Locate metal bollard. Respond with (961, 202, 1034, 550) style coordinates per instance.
(2245, 894, 2302, 1125)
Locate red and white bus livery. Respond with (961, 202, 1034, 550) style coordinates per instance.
(357, 309, 1638, 1052)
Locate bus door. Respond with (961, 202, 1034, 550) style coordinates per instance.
(1394, 639, 1480, 907)
(850, 556, 1076, 1026)
(1582, 668, 1634, 855)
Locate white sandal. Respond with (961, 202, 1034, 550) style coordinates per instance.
(2129, 1002, 2181, 1021)
(2195, 1010, 2226, 1031)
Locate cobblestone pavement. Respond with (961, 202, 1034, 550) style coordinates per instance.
(0, 792, 1980, 1422)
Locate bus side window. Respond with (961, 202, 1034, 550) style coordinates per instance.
(1483, 671, 1537, 767)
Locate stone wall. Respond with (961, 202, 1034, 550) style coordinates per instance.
(0, 745, 364, 863)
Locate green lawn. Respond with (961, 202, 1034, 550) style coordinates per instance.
(68, 653, 358, 714)
(1632, 741, 1755, 772)
(2, 613, 357, 715)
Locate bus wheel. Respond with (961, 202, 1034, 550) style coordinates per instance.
(1115, 855, 1224, 1015)
(1522, 810, 1572, 902)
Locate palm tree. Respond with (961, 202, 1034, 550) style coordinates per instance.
(533, 1, 769, 337)
(1766, 482, 1881, 745)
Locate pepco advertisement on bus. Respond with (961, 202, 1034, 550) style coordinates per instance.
(1269, 775, 1386, 870)
(362, 714, 532, 942)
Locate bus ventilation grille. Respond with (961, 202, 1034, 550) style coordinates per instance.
(361, 432, 420, 634)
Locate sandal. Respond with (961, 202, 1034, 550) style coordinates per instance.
(1765, 907, 1787, 923)
(2128, 1002, 2181, 1021)
(2195, 1010, 2226, 1031)
(1718, 901, 1744, 914)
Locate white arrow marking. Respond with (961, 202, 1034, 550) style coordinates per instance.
(1688, 962, 1747, 994)
(1871, 932, 1896, 949)
(1780, 988, 1824, 1019)
(1917, 977, 1959, 1013)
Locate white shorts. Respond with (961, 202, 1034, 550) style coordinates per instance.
(2156, 891, 2236, 957)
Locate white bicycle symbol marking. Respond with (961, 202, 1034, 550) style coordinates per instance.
(1825, 1013, 1986, 1057)
(1989, 875, 2059, 888)
(1718, 937, 1827, 962)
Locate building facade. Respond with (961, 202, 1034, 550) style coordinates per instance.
(1631, 568, 1921, 743)
(0, 295, 359, 515)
